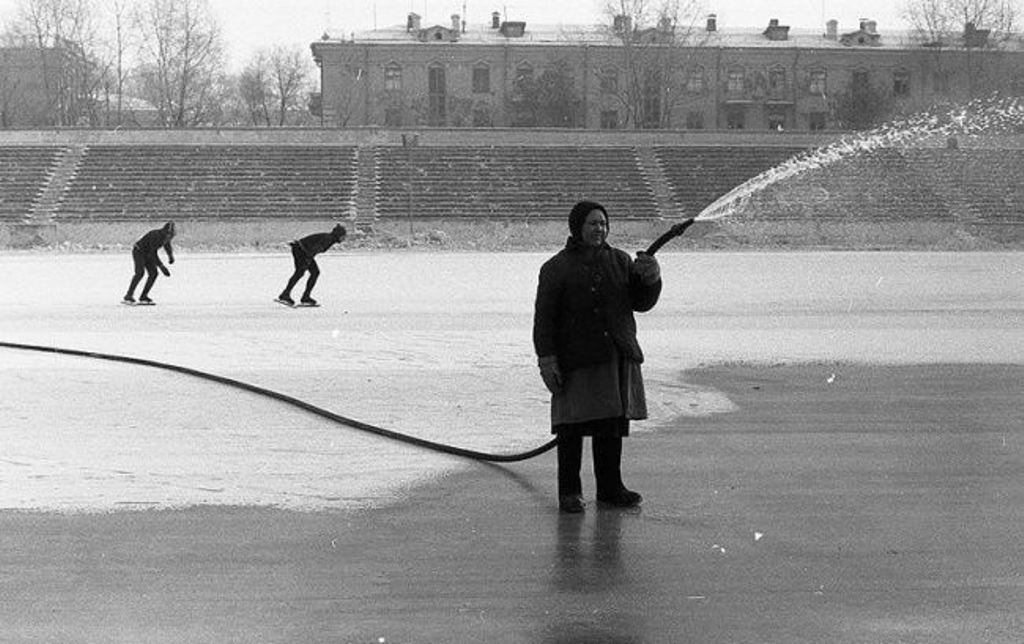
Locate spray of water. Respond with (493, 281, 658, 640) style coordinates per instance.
(695, 94, 1024, 221)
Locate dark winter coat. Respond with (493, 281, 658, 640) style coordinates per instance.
(134, 226, 174, 263)
(533, 238, 662, 373)
(295, 232, 341, 257)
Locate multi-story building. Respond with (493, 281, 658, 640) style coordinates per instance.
(310, 11, 1024, 131)
(0, 44, 94, 128)
(0, 47, 61, 127)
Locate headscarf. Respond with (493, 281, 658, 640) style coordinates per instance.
(331, 224, 347, 240)
(568, 200, 608, 240)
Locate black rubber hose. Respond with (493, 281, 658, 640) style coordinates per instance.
(0, 340, 557, 463)
(4, 227, 690, 463)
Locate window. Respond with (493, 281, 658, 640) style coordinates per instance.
(472, 64, 490, 94)
(767, 108, 786, 131)
(808, 111, 826, 131)
(428, 64, 446, 125)
(768, 67, 787, 98)
(685, 111, 704, 129)
(686, 66, 705, 93)
(599, 68, 618, 94)
(514, 62, 533, 91)
(384, 63, 402, 91)
(726, 106, 745, 129)
(600, 110, 619, 129)
(893, 69, 910, 97)
(642, 69, 662, 128)
(727, 68, 745, 93)
(808, 68, 827, 95)
(853, 70, 870, 91)
(933, 70, 951, 94)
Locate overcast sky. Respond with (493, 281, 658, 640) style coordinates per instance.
(0, 0, 911, 72)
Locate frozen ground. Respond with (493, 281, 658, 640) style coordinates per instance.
(1, 250, 1021, 512)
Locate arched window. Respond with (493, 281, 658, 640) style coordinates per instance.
(472, 62, 491, 94)
(599, 67, 618, 94)
(428, 63, 446, 125)
(768, 66, 787, 98)
(642, 68, 662, 128)
(686, 66, 705, 93)
(514, 61, 534, 91)
(727, 67, 745, 94)
(384, 63, 402, 91)
(893, 68, 910, 96)
(808, 67, 827, 95)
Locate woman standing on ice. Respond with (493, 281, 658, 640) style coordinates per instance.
(533, 201, 663, 514)
(123, 221, 175, 305)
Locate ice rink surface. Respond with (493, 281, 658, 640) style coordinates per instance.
(2, 250, 1022, 512)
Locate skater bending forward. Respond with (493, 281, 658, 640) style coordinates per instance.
(124, 221, 175, 304)
(277, 224, 347, 306)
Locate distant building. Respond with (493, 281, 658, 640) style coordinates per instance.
(0, 43, 98, 128)
(310, 12, 1024, 130)
(0, 47, 64, 127)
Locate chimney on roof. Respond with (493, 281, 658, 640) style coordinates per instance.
(407, 12, 421, 32)
(865, 20, 877, 33)
(499, 21, 526, 37)
(451, 14, 460, 32)
(964, 21, 991, 47)
(491, 11, 500, 29)
(825, 19, 838, 40)
(706, 13, 717, 32)
(764, 18, 790, 41)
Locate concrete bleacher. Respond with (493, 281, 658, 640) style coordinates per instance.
(375, 146, 659, 220)
(724, 147, 955, 223)
(55, 145, 358, 221)
(906, 148, 1024, 225)
(656, 144, 1024, 225)
(0, 146, 64, 222)
(0, 130, 1019, 229)
(654, 146, 808, 217)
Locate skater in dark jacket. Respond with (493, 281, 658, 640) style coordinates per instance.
(123, 221, 175, 304)
(276, 224, 347, 306)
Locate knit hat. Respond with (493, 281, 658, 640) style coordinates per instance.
(568, 200, 608, 239)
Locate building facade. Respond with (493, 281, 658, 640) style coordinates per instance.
(0, 47, 60, 127)
(310, 12, 1024, 131)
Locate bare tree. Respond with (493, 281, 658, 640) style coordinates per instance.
(95, 0, 136, 126)
(238, 51, 272, 125)
(510, 57, 583, 127)
(901, 0, 1020, 44)
(596, 0, 707, 129)
(237, 45, 312, 126)
(133, 0, 226, 127)
(268, 45, 311, 126)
